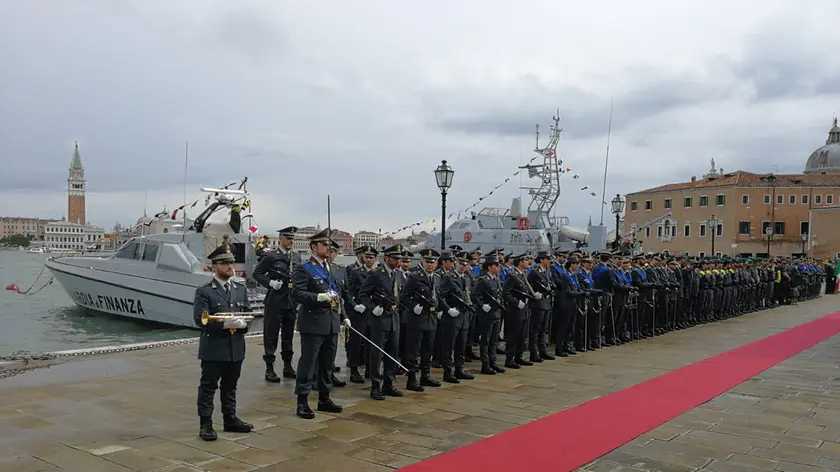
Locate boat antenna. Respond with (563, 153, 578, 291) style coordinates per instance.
(141, 191, 147, 241)
(598, 98, 614, 226)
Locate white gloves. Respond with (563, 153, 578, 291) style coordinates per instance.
(413, 304, 423, 315)
(342, 318, 352, 328)
(448, 308, 460, 317)
(534, 292, 543, 300)
(223, 319, 247, 330)
(316, 292, 332, 303)
(353, 304, 366, 313)
(482, 304, 491, 313)
(437, 312, 442, 319)
(372, 306, 384, 317)
(517, 300, 526, 309)
(269, 280, 283, 290)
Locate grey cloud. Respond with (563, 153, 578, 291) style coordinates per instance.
(428, 67, 732, 141)
(197, 6, 288, 64)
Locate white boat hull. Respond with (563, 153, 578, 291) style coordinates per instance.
(46, 259, 264, 331)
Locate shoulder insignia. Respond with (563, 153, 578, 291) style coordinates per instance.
(211, 283, 217, 289)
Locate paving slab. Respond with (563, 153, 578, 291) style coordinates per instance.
(0, 295, 837, 471)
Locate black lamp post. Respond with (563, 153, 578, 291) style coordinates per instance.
(706, 215, 720, 256)
(610, 194, 625, 250)
(801, 233, 808, 256)
(434, 159, 454, 250)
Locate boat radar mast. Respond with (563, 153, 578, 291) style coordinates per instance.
(518, 111, 562, 228)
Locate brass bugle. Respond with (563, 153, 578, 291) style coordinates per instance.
(200, 310, 259, 325)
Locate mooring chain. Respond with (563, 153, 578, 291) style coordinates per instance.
(0, 331, 266, 379)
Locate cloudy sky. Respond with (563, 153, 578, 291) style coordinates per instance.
(2, 0, 839, 236)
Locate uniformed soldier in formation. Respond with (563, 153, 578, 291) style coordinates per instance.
(291, 229, 351, 419)
(194, 241, 254, 441)
(471, 255, 506, 374)
(527, 251, 555, 361)
(345, 245, 377, 383)
(252, 226, 301, 383)
(327, 239, 347, 388)
(502, 253, 538, 367)
(396, 249, 412, 374)
(401, 249, 442, 390)
(438, 250, 476, 383)
(360, 244, 405, 400)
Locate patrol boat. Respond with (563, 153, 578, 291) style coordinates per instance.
(412, 113, 614, 255)
(44, 185, 266, 329)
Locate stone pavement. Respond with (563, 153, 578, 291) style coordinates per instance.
(0, 295, 838, 472)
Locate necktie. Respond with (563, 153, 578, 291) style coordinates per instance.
(223, 283, 230, 296)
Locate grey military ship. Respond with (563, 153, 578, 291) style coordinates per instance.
(412, 113, 614, 255)
(45, 185, 266, 329)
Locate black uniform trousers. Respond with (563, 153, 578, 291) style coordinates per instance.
(528, 307, 550, 357)
(369, 324, 400, 387)
(294, 333, 337, 396)
(345, 311, 368, 368)
(405, 327, 436, 376)
(552, 302, 575, 352)
(478, 314, 501, 367)
(439, 320, 467, 372)
(197, 360, 243, 417)
(263, 307, 296, 363)
(504, 310, 529, 359)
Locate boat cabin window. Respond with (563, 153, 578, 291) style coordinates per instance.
(115, 242, 139, 259)
(141, 243, 160, 262)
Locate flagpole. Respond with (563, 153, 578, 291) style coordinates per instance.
(182, 142, 189, 231)
(599, 98, 613, 226)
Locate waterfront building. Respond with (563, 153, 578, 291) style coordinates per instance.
(623, 119, 840, 259)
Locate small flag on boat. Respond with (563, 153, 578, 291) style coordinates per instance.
(172, 209, 179, 220)
(248, 225, 259, 234)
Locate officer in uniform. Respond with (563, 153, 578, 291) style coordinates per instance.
(360, 244, 404, 400)
(252, 226, 301, 382)
(291, 229, 350, 419)
(471, 255, 506, 374)
(401, 248, 442, 390)
(503, 253, 537, 368)
(194, 242, 254, 441)
(527, 251, 554, 361)
(438, 250, 476, 383)
(345, 245, 377, 383)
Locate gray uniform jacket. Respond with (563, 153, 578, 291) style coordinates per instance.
(193, 279, 249, 363)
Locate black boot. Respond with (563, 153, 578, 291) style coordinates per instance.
(331, 373, 346, 388)
(540, 351, 556, 360)
(283, 360, 296, 379)
(443, 368, 459, 384)
(491, 363, 506, 373)
(265, 362, 281, 383)
(317, 393, 343, 413)
(420, 374, 441, 387)
(370, 383, 385, 401)
(223, 415, 254, 433)
(406, 372, 424, 392)
(454, 368, 475, 380)
(199, 416, 217, 441)
(349, 367, 365, 384)
(480, 363, 496, 375)
(296, 394, 315, 419)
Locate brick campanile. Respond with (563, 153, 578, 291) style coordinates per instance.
(67, 141, 86, 225)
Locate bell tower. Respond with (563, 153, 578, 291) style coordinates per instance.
(67, 141, 86, 225)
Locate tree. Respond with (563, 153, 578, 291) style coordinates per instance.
(0, 234, 31, 247)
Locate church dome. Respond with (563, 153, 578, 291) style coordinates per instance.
(804, 118, 840, 174)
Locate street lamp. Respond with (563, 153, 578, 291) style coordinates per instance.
(706, 215, 721, 256)
(434, 159, 454, 250)
(610, 194, 625, 250)
(765, 226, 774, 255)
(801, 233, 808, 256)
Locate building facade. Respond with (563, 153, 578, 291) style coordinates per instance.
(352, 230, 380, 250)
(68, 142, 86, 225)
(623, 120, 840, 258)
(0, 217, 59, 240)
(44, 220, 105, 251)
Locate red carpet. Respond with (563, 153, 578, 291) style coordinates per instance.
(400, 310, 840, 472)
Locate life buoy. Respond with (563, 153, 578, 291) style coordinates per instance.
(516, 217, 530, 230)
(464, 232, 472, 242)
